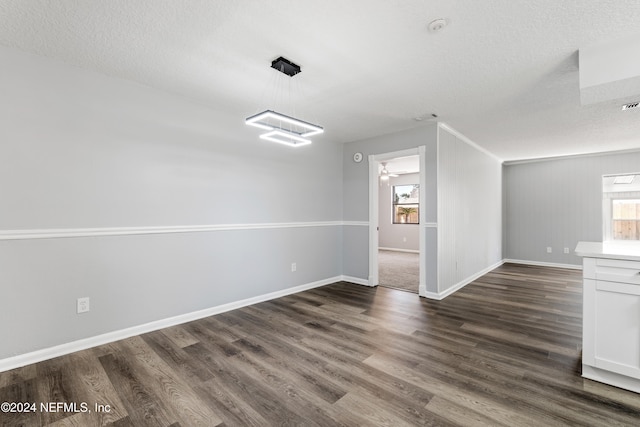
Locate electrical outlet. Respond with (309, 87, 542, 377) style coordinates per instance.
(77, 297, 90, 314)
(546, 247, 552, 253)
(403, 237, 407, 242)
(291, 262, 297, 272)
(564, 247, 570, 254)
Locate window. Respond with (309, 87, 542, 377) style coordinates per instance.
(612, 199, 640, 240)
(602, 174, 640, 241)
(393, 184, 419, 224)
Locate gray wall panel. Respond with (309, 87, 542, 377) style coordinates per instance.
(0, 47, 344, 360)
(0, 227, 341, 359)
(424, 227, 438, 292)
(437, 129, 458, 291)
(342, 225, 369, 279)
(342, 126, 438, 221)
(0, 47, 343, 229)
(437, 127, 502, 293)
(504, 151, 640, 265)
(342, 125, 438, 285)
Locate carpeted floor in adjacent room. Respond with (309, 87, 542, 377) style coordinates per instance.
(378, 249, 419, 293)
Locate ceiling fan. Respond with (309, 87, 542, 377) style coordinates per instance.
(379, 162, 399, 181)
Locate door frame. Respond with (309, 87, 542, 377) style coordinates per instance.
(368, 146, 426, 296)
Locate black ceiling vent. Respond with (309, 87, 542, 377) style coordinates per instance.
(271, 56, 301, 77)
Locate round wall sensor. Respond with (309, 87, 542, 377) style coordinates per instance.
(353, 152, 363, 163)
(428, 18, 448, 32)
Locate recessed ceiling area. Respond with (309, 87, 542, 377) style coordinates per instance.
(1, 1, 640, 161)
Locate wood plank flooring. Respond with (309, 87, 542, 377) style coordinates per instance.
(2, 263, 640, 426)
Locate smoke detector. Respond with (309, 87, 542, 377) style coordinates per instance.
(622, 102, 639, 111)
(428, 19, 448, 32)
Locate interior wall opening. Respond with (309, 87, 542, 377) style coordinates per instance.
(377, 156, 420, 293)
(368, 147, 426, 296)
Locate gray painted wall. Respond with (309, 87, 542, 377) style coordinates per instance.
(504, 150, 640, 266)
(10, 39, 630, 362)
(342, 125, 439, 290)
(343, 126, 438, 223)
(378, 173, 420, 251)
(0, 47, 343, 360)
(437, 127, 503, 294)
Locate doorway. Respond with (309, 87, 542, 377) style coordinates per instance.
(368, 147, 426, 296)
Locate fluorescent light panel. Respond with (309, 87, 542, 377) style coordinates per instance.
(246, 110, 323, 137)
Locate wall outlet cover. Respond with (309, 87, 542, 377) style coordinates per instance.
(77, 297, 90, 314)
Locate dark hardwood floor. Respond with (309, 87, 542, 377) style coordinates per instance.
(2, 263, 640, 426)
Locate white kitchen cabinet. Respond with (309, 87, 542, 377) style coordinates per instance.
(576, 242, 640, 393)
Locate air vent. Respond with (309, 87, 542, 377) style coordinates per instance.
(622, 102, 639, 111)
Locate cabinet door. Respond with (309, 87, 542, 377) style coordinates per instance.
(591, 280, 640, 379)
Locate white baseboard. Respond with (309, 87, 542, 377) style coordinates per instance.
(418, 285, 427, 296)
(422, 291, 442, 299)
(503, 259, 582, 270)
(583, 365, 640, 394)
(423, 259, 582, 300)
(424, 260, 505, 300)
(337, 258, 582, 302)
(0, 276, 341, 373)
(340, 275, 372, 286)
(378, 247, 419, 254)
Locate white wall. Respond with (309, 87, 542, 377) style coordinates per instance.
(437, 126, 503, 296)
(378, 173, 420, 251)
(0, 47, 344, 363)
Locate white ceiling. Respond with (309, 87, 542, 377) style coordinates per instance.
(1, 0, 640, 162)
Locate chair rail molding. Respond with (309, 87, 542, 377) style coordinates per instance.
(0, 221, 349, 241)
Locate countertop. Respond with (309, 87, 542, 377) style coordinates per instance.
(575, 241, 640, 262)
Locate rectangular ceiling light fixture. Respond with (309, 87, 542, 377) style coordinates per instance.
(246, 57, 323, 147)
(259, 130, 312, 147)
(246, 110, 323, 137)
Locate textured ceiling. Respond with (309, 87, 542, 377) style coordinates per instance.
(1, 0, 640, 161)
